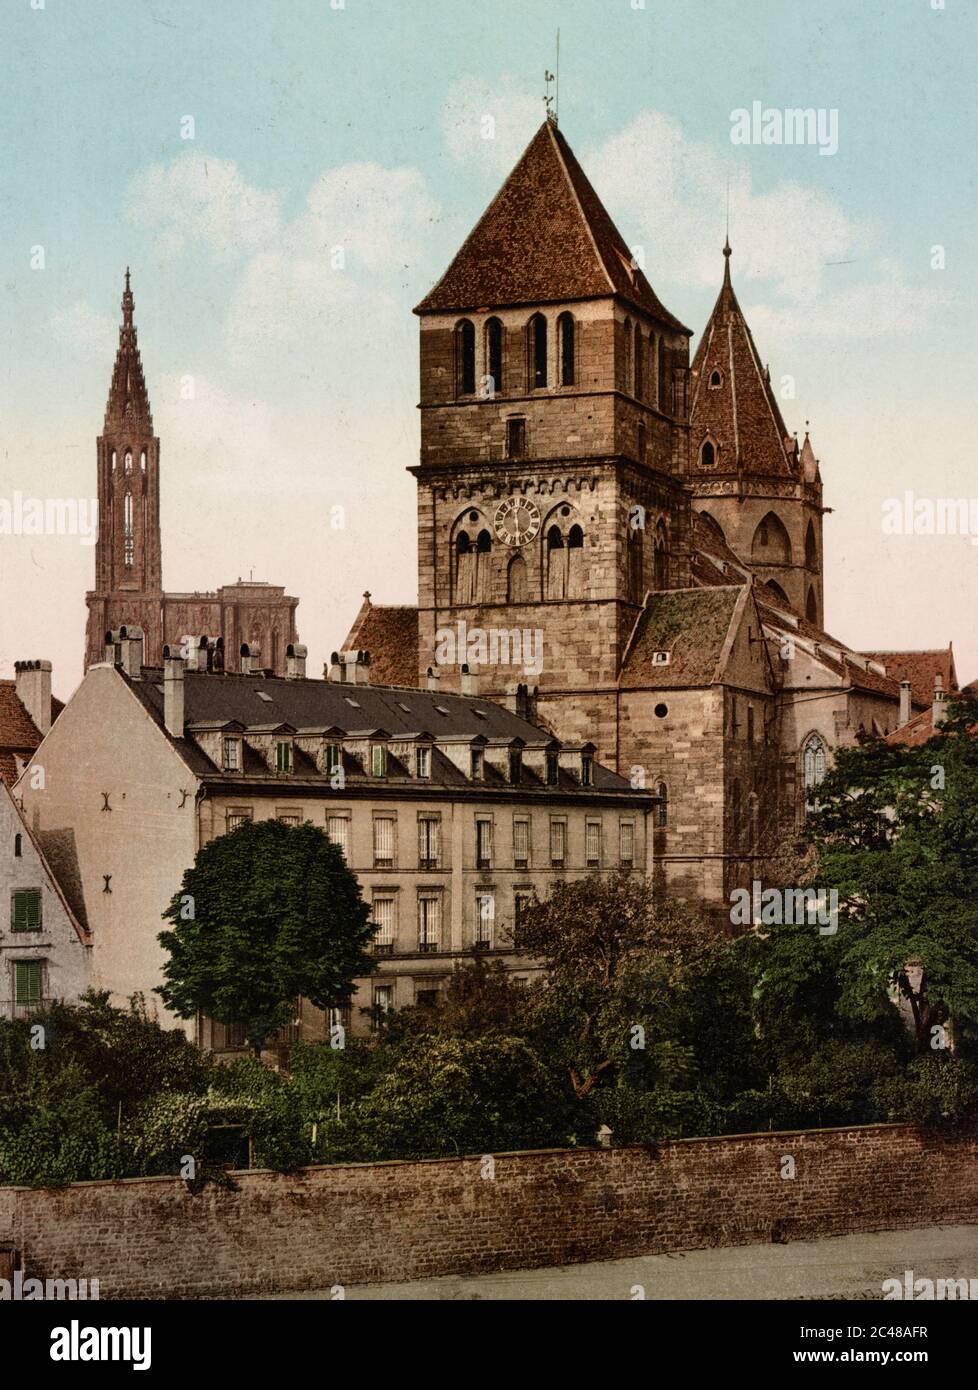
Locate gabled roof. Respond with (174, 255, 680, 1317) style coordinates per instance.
(859, 648, 958, 709)
(0, 681, 63, 788)
(342, 596, 419, 688)
(619, 586, 745, 688)
(416, 120, 690, 332)
(690, 244, 797, 479)
(0, 780, 91, 946)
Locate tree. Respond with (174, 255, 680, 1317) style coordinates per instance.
(157, 819, 377, 1057)
(512, 869, 716, 1100)
(758, 690, 978, 1057)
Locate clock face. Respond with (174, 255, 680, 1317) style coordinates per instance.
(493, 497, 541, 547)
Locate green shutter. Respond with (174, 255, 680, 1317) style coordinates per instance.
(12, 890, 41, 932)
(14, 960, 42, 1005)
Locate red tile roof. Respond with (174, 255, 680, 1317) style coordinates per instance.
(690, 247, 797, 479)
(416, 121, 690, 331)
(342, 597, 420, 689)
(859, 648, 958, 709)
(886, 681, 978, 748)
(0, 681, 62, 788)
(620, 586, 745, 688)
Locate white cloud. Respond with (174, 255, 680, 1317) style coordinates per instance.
(126, 152, 281, 256)
(442, 74, 542, 176)
(51, 300, 117, 357)
(585, 110, 943, 341)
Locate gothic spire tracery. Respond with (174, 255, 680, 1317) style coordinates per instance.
(104, 267, 153, 435)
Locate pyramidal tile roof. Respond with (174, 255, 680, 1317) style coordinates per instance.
(416, 120, 690, 332)
(690, 244, 796, 479)
(103, 269, 153, 434)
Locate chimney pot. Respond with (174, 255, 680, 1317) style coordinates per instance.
(286, 643, 308, 680)
(460, 662, 478, 696)
(14, 659, 53, 736)
(899, 679, 911, 726)
(426, 666, 441, 692)
(164, 654, 186, 737)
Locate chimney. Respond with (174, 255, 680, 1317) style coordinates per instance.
(118, 626, 144, 679)
(186, 636, 208, 672)
(933, 674, 947, 727)
(341, 649, 370, 685)
(426, 666, 441, 693)
(899, 680, 911, 726)
(460, 663, 478, 696)
(103, 629, 118, 665)
(14, 660, 52, 736)
(163, 649, 185, 737)
(326, 651, 344, 683)
(286, 643, 308, 680)
(240, 643, 261, 676)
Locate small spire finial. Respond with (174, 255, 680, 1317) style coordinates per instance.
(722, 236, 732, 287)
(122, 267, 134, 328)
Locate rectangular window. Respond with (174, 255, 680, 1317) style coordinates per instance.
(11, 888, 41, 933)
(418, 895, 441, 952)
(585, 819, 602, 867)
(471, 747, 485, 779)
(373, 985, 393, 1017)
(582, 755, 593, 787)
(416, 988, 439, 1010)
(226, 808, 252, 833)
(619, 820, 635, 866)
(550, 819, 566, 867)
(513, 817, 529, 868)
(223, 737, 240, 772)
(277, 811, 301, 826)
(325, 742, 342, 776)
(506, 417, 526, 459)
(276, 741, 292, 773)
(415, 746, 431, 778)
(508, 750, 522, 784)
(327, 814, 350, 860)
(515, 892, 532, 928)
(475, 892, 495, 949)
(14, 960, 42, 1006)
(373, 816, 395, 868)
(372, 896, 395, 954)
(418, 816, 440, 868)
(476, 817, 493, 868)
(371, 744, 387, 778)
(546, 752, 559, 786)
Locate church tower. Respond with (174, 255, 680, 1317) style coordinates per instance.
(85, 270, 164, 668)
(689, 242, 825, 627)
(412, 118, 694, 751)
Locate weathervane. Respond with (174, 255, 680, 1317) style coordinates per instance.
(544, 30, 560, 125)
(544, 69, 555, 122)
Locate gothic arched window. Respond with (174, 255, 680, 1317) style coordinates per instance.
(567, 523, 584, 598)
(803, 734, 827, 815)
(124, 451, 133, 474)
(123, 492, 134, 568)
(546, 525, 565, 600)
(658, 340, 668, 412)
(806, 586, 819, 624)
(805, 520, 818, 570)
(751, 512, 792, 565)
(654, 522, 668, 590)
(475, 529, 492, 603)
(558, 312, 575, 386)
(456, 319, 476, 396)
(528, 313, 548, 389)
(656, 782, 668, 828)
(140, 449, 147, 473)
(634, 321, 644, 399)
(700, 440, 716, 468)
(709, 370, 722, 388)
(623, 316, 632, 393)
(485, 317, 503, 396)
(455, 531, 474, 604)
(111, 450, 117, 473)
(507, 552, 528, 603)
(628, 528, 644, 605)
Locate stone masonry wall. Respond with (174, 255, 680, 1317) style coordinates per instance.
(1, 1124, 976, 1299)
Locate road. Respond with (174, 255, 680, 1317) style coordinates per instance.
(265, 1224, 978, 1300)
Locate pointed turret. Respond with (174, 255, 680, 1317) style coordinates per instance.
(104, 268, 153, 434)
(799, 426, 820, 485)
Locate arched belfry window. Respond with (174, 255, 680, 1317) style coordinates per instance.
(455, 530, 474, 604)
(485, 317, 503, 396)
(546, 525, 565, 600)
(124, 451, 133, 474)
(567, 523, 584, 598)
(806, 586, 819, 624)
(803, 733, 827, 815)
(634, 321, 644, 399)
(700, 439, 716, 469)
(558, 312, 575, 387)
(653, 521, 668, 590)
(123, 491, 134, 568)
(456, 319, 476, 395)
(751, 512, 792, 565)
(507, 552, 528, 603)
(529, 313, 548, 389)
(805, 520, 818, 570)
(110, 450, 117, 473)
(658, 340, 668, 412)
(628, 528, 644, 605)
(475, 529, 492, 602)
(623, 316, 632, 393)
(140, 449, 147, 472)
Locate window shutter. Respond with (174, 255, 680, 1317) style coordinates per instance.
(13, 890, 40, 932)
(586, 821, 601, 863)
(513, 818, 529, 863)
(373, 898, 394, 946)
(374, 817, 394, 861)
(14, 960, 41, 1005)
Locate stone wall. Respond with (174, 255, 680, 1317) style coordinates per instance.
(2, 1123, 976, 1300)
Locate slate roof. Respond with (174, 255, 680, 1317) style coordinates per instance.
(342, 597, 420, 688)
(123, 669, 636, 795)
(416, 120, 690, 332)
(619, 586, 744, 688)
(859, 648, 958, 709)
(689, 245, 798, 479)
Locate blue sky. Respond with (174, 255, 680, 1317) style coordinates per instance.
(2, 0, 976, 694)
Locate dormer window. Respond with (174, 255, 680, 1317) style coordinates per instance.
(581, 754, 593, 787)
(223, 737, 241, 772)
(275, 740, 293, 774)
(416, 746, 431, 778)
(509, 750, 522, 784)
(371, 744, 387, 778)
(709, 370, 722, 389)
(325, 742, 341, 776)
(546, 752, 559, 786)
(471, 747, 484, 780)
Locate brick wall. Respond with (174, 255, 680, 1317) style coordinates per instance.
(2, 1123, 976, 1299)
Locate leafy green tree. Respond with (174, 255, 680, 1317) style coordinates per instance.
(158, 819, 377, 1057)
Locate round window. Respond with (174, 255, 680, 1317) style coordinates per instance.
(654, 703, 668, 719)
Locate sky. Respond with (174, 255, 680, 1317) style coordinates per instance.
(1, 0, 976, 700)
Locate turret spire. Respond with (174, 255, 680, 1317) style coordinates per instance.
(104, 268, 153, 433)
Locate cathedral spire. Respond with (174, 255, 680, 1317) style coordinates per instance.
(104, 268, 153, 434)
